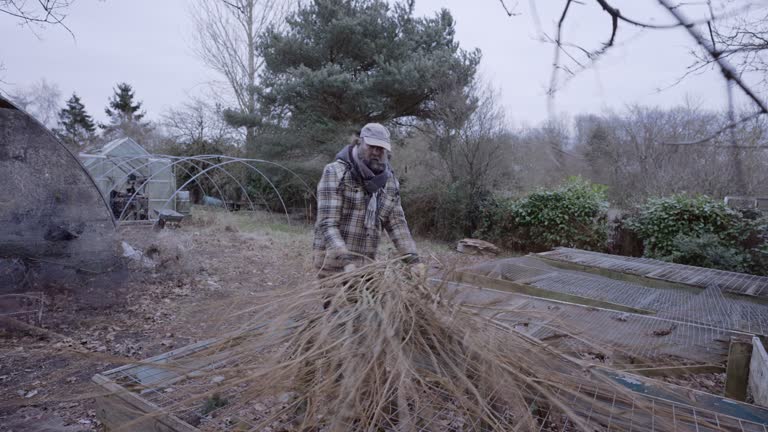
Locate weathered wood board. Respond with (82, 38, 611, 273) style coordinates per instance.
(750, 336, 768, 407)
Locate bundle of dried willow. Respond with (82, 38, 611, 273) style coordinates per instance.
(166, 260, 698, 431)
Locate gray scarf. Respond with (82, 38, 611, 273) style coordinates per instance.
(351, 145, 390, 229)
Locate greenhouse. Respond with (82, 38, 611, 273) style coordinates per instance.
(79, 137, 182, 221)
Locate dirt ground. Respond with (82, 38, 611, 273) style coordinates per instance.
(0, 210, 494, 432)
(0, 209, 733, 431)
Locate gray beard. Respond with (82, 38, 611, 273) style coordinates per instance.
(365, 159, 386, 174)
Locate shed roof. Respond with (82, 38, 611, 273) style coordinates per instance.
(81, 137, 149, 158)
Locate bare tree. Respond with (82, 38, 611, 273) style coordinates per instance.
(501, 1, 768, 194)
(575, 104, 768, 204)
(416, 79, 517, 233)
(687, 2, 768, 94)
(0, 0, 75, 34)
(162, 97, 238, 146)
(513, 117, 578, 191)
(503, 1, 767, 127)
(453, 85, 511, 199)
(10, 78, 62, 128)
(424, 79, 512, 190)
(190, 0, 293, 152)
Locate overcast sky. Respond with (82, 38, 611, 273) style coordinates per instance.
(0, 0, 759, 127)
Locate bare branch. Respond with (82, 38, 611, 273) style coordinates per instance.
(660, 110, 766, 146)
(0, 0, 75, 38)
(527, 0, 544, 36)
(498, 0, 521, 17)
(658, 0, 768, 115)
(595, 0, 682, 29)
(190, 0, 295, 149)
(547, 0, 575, 114)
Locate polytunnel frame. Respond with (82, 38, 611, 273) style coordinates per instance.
(104, 155, 261, 222)
(163, 155, 316, 203)
(124, 158, 286, 224)
(161, 156, 261, 215)
(110, 155, 316, 227)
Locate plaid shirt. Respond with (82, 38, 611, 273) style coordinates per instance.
(313, 159, 417, 272)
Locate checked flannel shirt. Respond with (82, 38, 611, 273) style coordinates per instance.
(313, 159, 418, 272)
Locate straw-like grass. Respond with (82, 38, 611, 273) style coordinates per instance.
(163, 258, 702, 432)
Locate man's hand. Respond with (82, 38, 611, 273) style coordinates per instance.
(343, 263, 358, 273)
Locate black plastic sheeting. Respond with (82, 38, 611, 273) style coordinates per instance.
(0, 95, 117, 292)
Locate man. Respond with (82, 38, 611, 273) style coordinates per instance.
(313, 123, 420, 275)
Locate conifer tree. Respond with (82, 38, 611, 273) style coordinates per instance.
(104, 82, 145, 123)
(54, 92, 96, 149)
(101, 82, 154, 145)
(256, 0, 480, 148)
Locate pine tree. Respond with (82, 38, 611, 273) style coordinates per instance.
(257, 0, 481, 150)
(104, 82, 145, 123)
(54, 93, 96, 149)
(101, 82, 154, 146)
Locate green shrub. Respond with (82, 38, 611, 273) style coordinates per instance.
(246, 163, 319, 213)
(627, 195, 752, 257)
(478, 177, 608, 252)
(664, 233, 752, 272)
(747, 220, 768, 275)
(628, 195, 768, 275)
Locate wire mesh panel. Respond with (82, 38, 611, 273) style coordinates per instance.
(459, 255, 768, 336)
(538, 248, 672, 276)
(94, 313, 768, 432)
(446, 281, 735, 366)
(537, 248, 768, 299)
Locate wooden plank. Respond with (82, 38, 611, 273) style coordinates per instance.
(99, 323, 271, 381)
(92, 374, 198, 432)
(750, 336, 768, 407)
(452, 271, 656, 315)
(92, 339, 252, 431)
(598, 367, 768, 425)
(725, 336, 753, 401)
(622, 364, 725, 378)
(99, 337, 220, 377)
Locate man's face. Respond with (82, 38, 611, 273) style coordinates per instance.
(359, 141, 388, 173)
